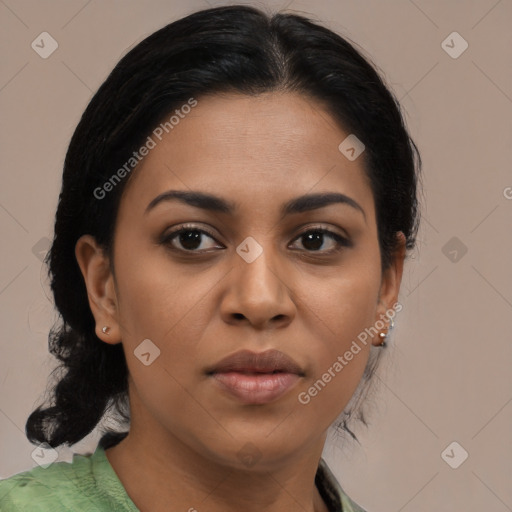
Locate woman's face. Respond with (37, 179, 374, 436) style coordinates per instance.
(78, 91, 404, 469)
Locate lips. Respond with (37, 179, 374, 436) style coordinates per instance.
(206, 349, 305, 405)
(206, 349, 305, 376)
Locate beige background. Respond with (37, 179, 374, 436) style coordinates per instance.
(1, 0, 511, 510)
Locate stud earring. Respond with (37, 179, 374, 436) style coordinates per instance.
(378, 318, 395, 347)
(102, 326, 111, 335)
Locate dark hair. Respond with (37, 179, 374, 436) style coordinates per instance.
(26, 4, 422, 450)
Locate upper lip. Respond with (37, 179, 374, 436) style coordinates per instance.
(206, 349, 305, 376)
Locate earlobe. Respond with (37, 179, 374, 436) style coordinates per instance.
(75, 234, 121, 345)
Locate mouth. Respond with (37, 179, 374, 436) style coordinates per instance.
(206, 349, 305, 405)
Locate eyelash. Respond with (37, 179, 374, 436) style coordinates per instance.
(160, 223, 351, 256)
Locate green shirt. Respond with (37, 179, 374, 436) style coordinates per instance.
(0, 444, 367, 511)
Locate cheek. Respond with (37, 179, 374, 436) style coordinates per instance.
(113, 246, 224, 394)
(114, 244, 210, 343)
(113, 255, 213, 430)
(296, 258, 381, 419)
(303, 248, 381, 347)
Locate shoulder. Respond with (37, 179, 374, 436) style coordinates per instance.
(0, 450, 102, 511)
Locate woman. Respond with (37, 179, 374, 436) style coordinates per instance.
(0, 4, 421, 511)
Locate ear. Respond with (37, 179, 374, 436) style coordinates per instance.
(75, 234, 121, 344)
(372, 231, 407, 346)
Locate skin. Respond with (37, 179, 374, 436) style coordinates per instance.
(75, 91, 406, 512)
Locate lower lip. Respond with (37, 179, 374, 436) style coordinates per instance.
(211, 372, 301, 404)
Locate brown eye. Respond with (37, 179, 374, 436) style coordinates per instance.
(161, 226, 223, 253)
(290, 228, 351, 254)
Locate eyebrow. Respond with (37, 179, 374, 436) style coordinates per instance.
(145, 189, 366, 221)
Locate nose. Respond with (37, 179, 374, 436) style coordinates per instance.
(219, 247, 296, 330)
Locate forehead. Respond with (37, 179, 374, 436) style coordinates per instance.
(119, 91, 373, 217)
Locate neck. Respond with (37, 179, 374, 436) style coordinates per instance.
(105, 423, 330, 512)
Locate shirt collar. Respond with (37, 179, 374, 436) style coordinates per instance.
(316, 458, 367, 512)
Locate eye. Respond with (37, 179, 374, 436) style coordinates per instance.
(161, 224, 351, 255)
(289, 227, 351, 254)
(161, 225, 224, 253)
